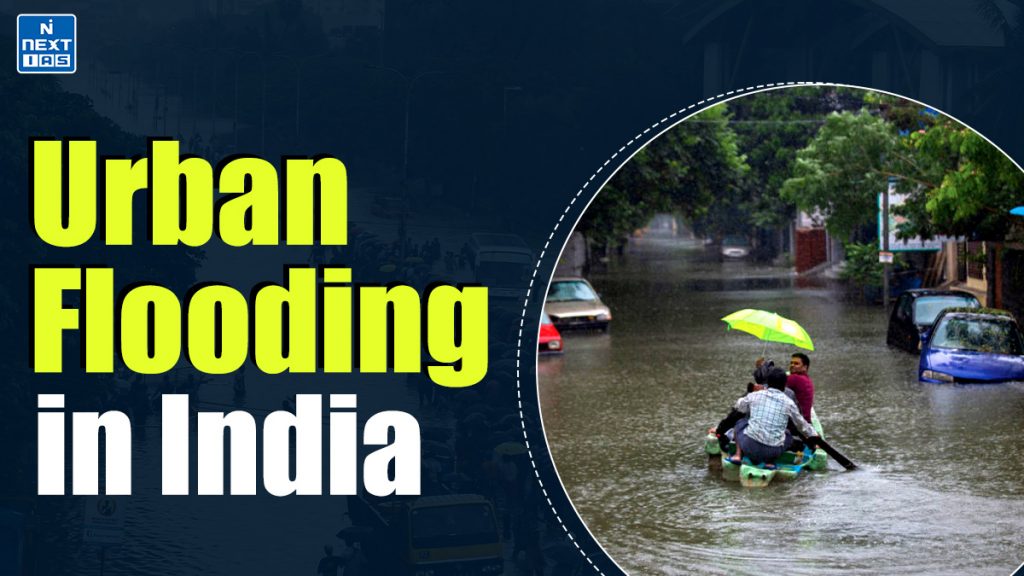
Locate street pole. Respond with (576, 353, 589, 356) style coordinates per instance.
(233, 67, 238, 153)
(364, 66, 453, 261)
(291, 53, 330, 144)
(400, 88, 411, 260)
(366, 66, 451, 180)
(882, 180, 891, 310)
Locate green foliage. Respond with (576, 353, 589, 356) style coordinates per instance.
(893, 118, 1024, 240)
(783, 91, 1023, 243)
(839, 242, 887, 288)
(583, 86, 1023, 259)
(781, 110, 898, 240)
(863, 92, 936, 132)
(730, 87, 862, 229)
(579, 104, 748, 247)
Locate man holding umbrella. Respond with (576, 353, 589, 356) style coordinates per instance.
(787, 353, 815, 422)
(715, 309, 858, 470)
(721, 309, 817, 420)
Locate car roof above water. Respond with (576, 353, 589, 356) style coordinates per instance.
(935, 308, 1016, 321)
(904, 289, 978, 300)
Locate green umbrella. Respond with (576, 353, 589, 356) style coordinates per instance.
(721, 309, 814, 351)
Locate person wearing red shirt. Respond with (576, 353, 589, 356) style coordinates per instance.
(786, 353, 814, 422)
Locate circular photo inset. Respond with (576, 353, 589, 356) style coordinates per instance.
(538, 86, 1024, 575)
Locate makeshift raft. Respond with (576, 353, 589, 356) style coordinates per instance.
(705, 411, 828, 488)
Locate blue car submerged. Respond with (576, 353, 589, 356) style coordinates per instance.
(920, 308, 1024, 384)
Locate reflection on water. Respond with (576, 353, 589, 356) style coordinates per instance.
(539, 236, 1024, 575)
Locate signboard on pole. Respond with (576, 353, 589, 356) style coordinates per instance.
(878, 180, 956, 251)
(83, 496, 125, 546)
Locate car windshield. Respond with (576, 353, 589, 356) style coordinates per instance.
(913, 296, 979, 325)
(547, 281, 597, 302)
(929, 316, 1024, 355)
(542, 311, 552, 324)
(722, 236, 748, 247)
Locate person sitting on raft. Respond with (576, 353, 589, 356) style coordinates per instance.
(747, 357, 810, 451)
(747, 357, 794, 402)
(712, 367, 820, 468)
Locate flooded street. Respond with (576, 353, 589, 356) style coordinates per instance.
(538, 234, 1024, 575)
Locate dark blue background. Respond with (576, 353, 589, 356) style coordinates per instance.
(2, 1, 1022, 574)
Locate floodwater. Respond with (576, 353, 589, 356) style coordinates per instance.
(538, 234, 1024, 576)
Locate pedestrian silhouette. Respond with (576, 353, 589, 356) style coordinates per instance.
(315, 545, 342, 576)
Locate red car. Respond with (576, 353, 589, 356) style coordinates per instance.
(539, 311, 563, 354)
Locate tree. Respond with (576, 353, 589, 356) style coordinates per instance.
(893, 116, 1024, 241)
(780, 110, 898, 240)
(782, 91, 1024, 243)
(730, 87, 863, 229)
(578, 104, 747, 250)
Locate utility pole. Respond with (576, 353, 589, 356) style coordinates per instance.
(882, 178, 893, 310)
(366, 66, 453, 259)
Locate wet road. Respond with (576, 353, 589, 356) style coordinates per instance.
(538, 234, 1024, 575)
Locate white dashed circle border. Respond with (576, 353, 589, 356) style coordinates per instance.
(513, 81, 831, 575)
(513, 80, 1024, 574)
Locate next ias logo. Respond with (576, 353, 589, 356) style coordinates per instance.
(17, 14, 76, 74)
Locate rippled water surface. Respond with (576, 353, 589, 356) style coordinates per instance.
(539, 235, 1024, 576)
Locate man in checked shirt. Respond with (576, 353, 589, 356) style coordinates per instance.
(714, 367, 820, 467)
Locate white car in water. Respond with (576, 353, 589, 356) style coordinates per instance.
(545, 277, 612, 331)
(720, 235, 751, 259)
